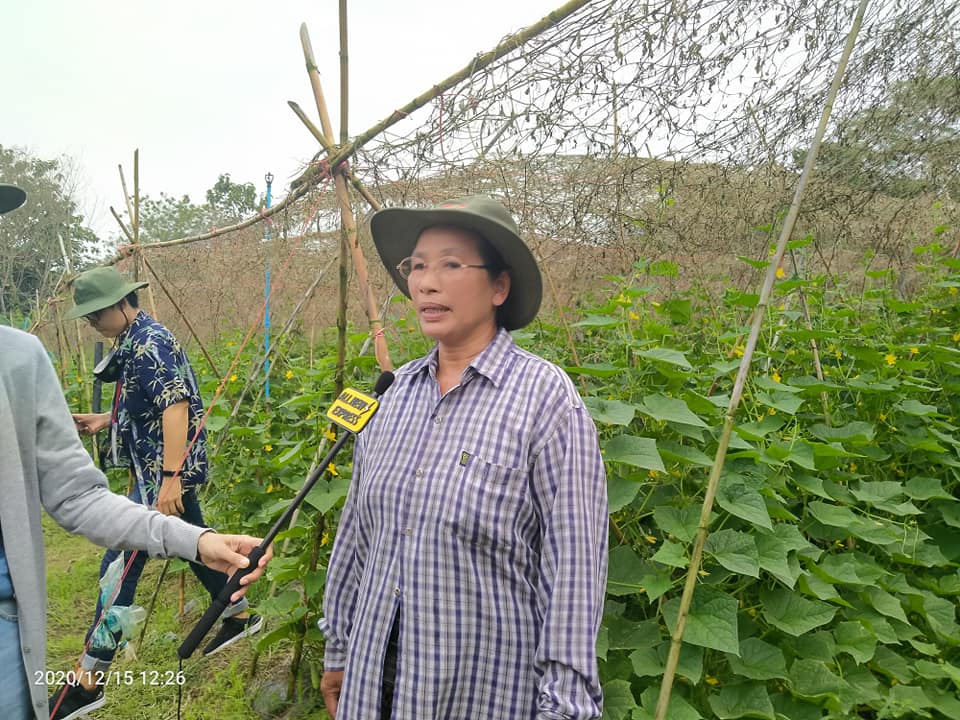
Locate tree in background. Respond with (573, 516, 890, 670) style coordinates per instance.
(206, 173, 258, 224)
(138, 174, 260, 242)
(797, 74, 960, 199)
(0, 145, 99, 322)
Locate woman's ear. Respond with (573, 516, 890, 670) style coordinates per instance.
(492, 270, 511, 308)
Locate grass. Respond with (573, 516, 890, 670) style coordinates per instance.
(43, 513, 328, 719)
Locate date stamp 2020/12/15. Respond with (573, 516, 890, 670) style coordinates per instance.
(36, 669, 186, 686)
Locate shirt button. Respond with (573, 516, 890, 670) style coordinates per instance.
(394, 587, 401, 597)
(434, 415, 441, 425)
(415, 468, 424, 477)
(405, 527, 412, 536)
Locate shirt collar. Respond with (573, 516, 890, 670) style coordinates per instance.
(405, 328, 515, 389)
(117, 310, 150, 350)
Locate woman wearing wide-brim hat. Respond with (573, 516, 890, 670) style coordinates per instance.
(320, 196, 608, 719)
(48, 266, 263, 719)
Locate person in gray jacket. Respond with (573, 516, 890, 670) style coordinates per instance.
(0, 184, 272, 720)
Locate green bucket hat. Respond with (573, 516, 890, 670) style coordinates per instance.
(370, 195, 543, 331)
(0, 184, 27, 215)
(63, 266, 149, 320)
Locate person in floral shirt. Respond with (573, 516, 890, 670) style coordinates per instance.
(50, 267, 263, 720)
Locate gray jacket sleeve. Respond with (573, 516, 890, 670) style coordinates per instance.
(30, 334, 204, 560)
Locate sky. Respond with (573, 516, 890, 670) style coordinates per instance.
(2, 0, 563, 241)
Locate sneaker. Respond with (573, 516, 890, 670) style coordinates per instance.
(48, 681, 105, 720)
(202, 613, 263, 656)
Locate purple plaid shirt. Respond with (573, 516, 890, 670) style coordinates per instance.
(320, 328, 608, 719)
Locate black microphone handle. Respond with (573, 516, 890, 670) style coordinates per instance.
(178, 545, 267, 658)
(178, 373, 395, 659)
(177, 432, 352, 659)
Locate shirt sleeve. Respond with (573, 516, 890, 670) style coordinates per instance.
(132, 331, 191, 411)
(532, 405, 608, 720)
(319, 442, 366, 671)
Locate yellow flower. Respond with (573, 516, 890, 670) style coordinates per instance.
(768, 407, 777, 415)
(229, 374, 237, 382)
(950, 286, 958, 296)
(320, 531, 330, 546)
(616, 293, 627, 304)
(775, 267, 785, 279)
(734, 344, 745, 357)
(698, 568, 710, 577)
(835, 349, 842, 359)
(705, 676, 720, 686)
(266, 483, 274, 493)
(324, 427, 337, 442)
(226, 341, 235, 347)
(848, 463, 857, 473)
(629, 311, 640, 321)
(644, 535, 657, 544)
(648, 469, 660, 478)
(953, 331, 960, 343)
(264, 444, 272, 453)
(884, 353, 897, 366)
(771, 371, 781, 383)
(879, 412, 887, 422)
(327, 463, 339, 477)
(909, 347, 919, 355)
(285, 369, 294, 379)
(650, 301, 661, 308)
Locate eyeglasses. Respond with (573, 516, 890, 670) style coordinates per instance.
(396, 256, 490, 281)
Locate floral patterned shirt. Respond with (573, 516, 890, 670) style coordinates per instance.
(111, 311, 208, 500)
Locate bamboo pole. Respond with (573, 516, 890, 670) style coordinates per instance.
(287, 101, 381, 211)
(99, 181, 314, 265)
(291, 0, 593, 190)
(301, 23, 392, 372)
(131, 152, 160, 319)
(339, 0, 349, 147)
(56, 231, 91, 410)
(110, 206, 135, 243)
(654, 1, 870, 717)
(118, 164, 136, 235)
(787, 250, 831, 425)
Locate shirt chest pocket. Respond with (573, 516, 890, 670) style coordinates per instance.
(445, 456, 527, 551)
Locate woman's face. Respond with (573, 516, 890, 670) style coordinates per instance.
(85, 303, 130, 339)
(407, 226, 510, 349)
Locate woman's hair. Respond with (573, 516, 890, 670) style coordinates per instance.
(474, 233, 510, 328)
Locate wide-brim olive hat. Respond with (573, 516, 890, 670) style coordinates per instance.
(0, 184, 27, 215)
(63, 266, 149, 320)
(370, 195, 542, 330)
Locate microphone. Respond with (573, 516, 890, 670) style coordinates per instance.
(178, 371, 395, 659)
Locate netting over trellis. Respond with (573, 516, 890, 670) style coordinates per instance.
(116, 0, 957, 350)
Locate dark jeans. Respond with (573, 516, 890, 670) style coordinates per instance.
(380, 613, 400, 720)
(84, 483, 228, 663)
